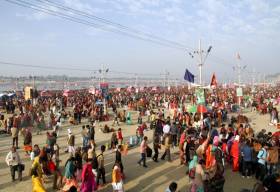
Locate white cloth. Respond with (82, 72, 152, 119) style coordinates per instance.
(112, 181, 124, 192)
(163, 124, 170, 134)
(6, 151, 21, 166)
(30, 151, 35, 161)
(68, 146, 75, 155)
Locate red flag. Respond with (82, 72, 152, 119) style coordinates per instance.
(210, 73, 217, 88)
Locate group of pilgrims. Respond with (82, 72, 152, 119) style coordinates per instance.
(1, 85, 280, 192)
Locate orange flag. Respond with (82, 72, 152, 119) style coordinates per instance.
(210, 73, 217, 88)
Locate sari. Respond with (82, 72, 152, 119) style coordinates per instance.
(32, 157, 45, 192)
(80, 163, 96, 192)
(32, 177, 46, 192)
(230, 138, 240, 172)
(62, 159, 79, 192)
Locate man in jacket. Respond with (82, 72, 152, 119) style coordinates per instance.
(6, 146, 22, 181)
(241, 139, 253, 178)
(67, 129, 75, 155)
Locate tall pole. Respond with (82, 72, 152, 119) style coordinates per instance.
(99, 64, 108, 116)
(32, 75, 35, 106)
(33, 75, 35, 89)
(16, 78, 19, 91)
(163, 69, 167, 102)
(134, 74, 138, 88)
(252, 68, 256, 92)
(199, 39, 203, 86)
(238, 58, 241, 106)
(238, 60, 241, 89)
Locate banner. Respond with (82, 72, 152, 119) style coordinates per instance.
(195, 88, 205, 104)
(236, 87, 243, 97)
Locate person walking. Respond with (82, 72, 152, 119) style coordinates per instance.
(81, 125, 89, 148)
(179, 130, 186, 165)
(112, 163, 124, 192)
(241, 139, 253, 178)
(31, 155, 46, 192)
(170, 122, 178, 147)
(189, 158, 206, 192)
(80, 162, 97, 192)
(74, 147, 83, 182)
(23, 128, 32, 156)
(96, 145, 106, 187)
(230, 135, 240, 172)
(115, 145, 124, 174)
(89, 122, 96, 141)
(137, 136, 148, 167)
(6, 146, 23, 181)
(256, 143, 268, 181)
(62, 155, 79, 191)
(11, 125, 19, 149)
(152, 133, 160, 162)
(161, 133, 171, 162)
(67, 129, 75, 155)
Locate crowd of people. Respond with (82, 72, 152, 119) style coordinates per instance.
(1, 85, 280, 192)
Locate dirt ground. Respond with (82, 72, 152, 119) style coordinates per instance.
(0, 108, 278, 192)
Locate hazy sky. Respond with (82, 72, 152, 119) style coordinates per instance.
(0, 0, 280, 83)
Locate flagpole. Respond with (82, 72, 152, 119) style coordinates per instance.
(199, 39, 202, 86)
(238, 54, 241, 106)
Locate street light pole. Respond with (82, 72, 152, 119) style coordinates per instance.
(199, 39, 203, 85)
(99, 64, 109, 117)
(189, 39, 212, 86)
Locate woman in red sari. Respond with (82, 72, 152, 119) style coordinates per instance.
(230, 135, 240, 172)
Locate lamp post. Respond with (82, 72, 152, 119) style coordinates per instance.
(233, 53, 246, 106)
(188, 39, 212, 86)
(188, 40, 212, 121)
(99, 65, 109, 116)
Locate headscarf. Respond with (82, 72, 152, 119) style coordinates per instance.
(189, 155, 198, 170)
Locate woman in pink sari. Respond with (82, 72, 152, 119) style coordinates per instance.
(80, 162, 96, 192)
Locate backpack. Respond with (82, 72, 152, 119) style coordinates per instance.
(92, 154, 100, 170)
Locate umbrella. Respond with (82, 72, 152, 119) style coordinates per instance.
(197, 104, 207, 113)
(187, 105, 197, 113)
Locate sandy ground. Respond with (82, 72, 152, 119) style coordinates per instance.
(0, 108, 278, 192)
